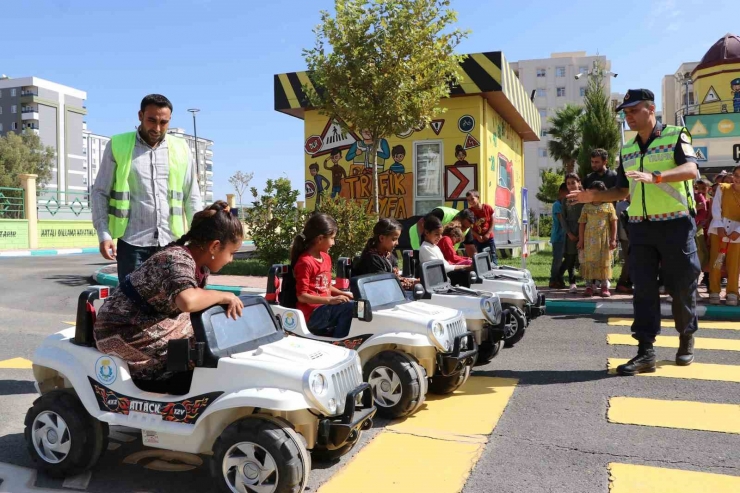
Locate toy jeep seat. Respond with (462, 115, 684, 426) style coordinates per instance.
(71, 286, 111, 348)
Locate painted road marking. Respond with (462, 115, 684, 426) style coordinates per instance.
(317, 376, 518, 493)
(608, 397, 740, 434)
(0, 357, 33, 369)
(609, 462, 740, 492)
(62, 471, 92, 490)
(607, 333, 740, 351)
(607, 318, 740, 331)
(608, 359, 740, 383)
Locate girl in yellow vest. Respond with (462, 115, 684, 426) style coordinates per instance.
(707, 165, 740, 306)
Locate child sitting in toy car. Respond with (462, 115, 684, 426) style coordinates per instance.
(93, 201, 244, 383)
(353, 217, 419, 290)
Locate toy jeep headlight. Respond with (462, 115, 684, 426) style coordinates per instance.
(427, 321, 450, 351)
(481, 296, 501, 324)
(433, 322, 445, 338)
(522, 283, 536, 304)
(310, 373, 327, 396)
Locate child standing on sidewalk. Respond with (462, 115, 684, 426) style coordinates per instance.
(577, 181, 618, 298)
(549, 184, 567, 289)
(560, 173, 584, 293)
(707, 166, 740, 306)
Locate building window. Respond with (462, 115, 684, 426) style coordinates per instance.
(10, 88, 16, 97)
(580, 87, 586, 97)
(0, 123, 3, 132)
(414, 141, 443, 215)
(540, 128, 548, 137)
(555, 67, 566, 77)
(557, 87, 566, 97)
(11, 105, 17, 114)
(0, 107, 2, 115)
(536, 68, 546, 78)
(536, 89, 546, 98)
(579, 66, 589, 75)
(11, 122, 17, 131)
(538, 108, 547, 117)
(538, 148, 548, 158)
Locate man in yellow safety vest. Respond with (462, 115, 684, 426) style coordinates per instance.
(567, 89, 701, 375)
(92, 94, 202, 283)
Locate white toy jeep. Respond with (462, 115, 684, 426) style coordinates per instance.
(24, 286, 375, 493)
(411, 259, 514, 366)
(266, 266, 477, 419)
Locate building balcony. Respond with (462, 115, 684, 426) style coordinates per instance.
(22, 112, 40, 121)
(21, 89, 38, 97)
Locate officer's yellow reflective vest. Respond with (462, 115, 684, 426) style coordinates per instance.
(410, 206, 469, 250)
(620, 125, 695, 221)
(108, 132, 189, 239)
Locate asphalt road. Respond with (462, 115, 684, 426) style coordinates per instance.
(0, 253, 738, 492)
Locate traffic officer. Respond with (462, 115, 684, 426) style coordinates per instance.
(567, 89, 701, 375)
(406, 206, 477, 257)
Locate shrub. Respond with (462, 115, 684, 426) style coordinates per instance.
(539, 215, 553, 239)
(316, 197, 378, 265)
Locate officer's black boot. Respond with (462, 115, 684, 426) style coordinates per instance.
(676, 334, 695, 366)
(616, 341, 656, 376)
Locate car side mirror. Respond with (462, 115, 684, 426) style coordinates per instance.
(353, 299, 373, 322)
(412, 283, 425, 300)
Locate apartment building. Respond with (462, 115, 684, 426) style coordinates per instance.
(510, 52, 613, 213)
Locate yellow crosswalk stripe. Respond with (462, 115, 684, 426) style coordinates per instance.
(0, 357, 33, 369)
(607, 318, 740, 330)
(607, 333, 740, 351)
(608, 397, 740, 434)
(609, 463, 740, 492)
(317, 377, 518, 493)
(607, 359, 740, 383)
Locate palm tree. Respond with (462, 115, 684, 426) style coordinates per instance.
(546, 104, 583, 174)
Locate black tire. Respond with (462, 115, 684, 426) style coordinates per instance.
(24, 390, 106, 478)
(364, 351, 424, 419)
(428, 364, 471, 395)
(212, 418, 306, 493)
(474, 339, 502, 366)
(311, 432, 362, 463)
(503, 305, 526, 348)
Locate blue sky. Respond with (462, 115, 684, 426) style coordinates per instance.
(3, 0, 736, 201)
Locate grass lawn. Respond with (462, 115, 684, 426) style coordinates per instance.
(498, 249, 623, 287)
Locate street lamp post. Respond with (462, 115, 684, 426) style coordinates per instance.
(187, 108, 202, 194)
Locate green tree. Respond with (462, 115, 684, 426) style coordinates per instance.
(303, 0, 468, 213)
(576, 64, 621, 178)
(547, 104, 582, 174)
(0, 131, 55, 188)
(243, 178, 309, 266)
(536, 168, 564, 205)
(316, 196, 377, 265)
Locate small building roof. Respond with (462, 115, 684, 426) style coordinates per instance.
(274, 51, 540, 142)
(692, 33, 740, 75)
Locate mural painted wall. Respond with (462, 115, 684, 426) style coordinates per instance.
(37, 220, 98, 248)
(692, 62, 740, 115)
(0, 220, 30, 250)
(302, 96, 524, 237)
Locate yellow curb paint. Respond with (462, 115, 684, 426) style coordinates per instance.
(607, 333, 740, 351)
(0, 357, 33, 369)
(608, 359, 740, 383)
(388, 377, 518, 437)
(316, 432, 483, 493)
(608, 397, 740, 434)
(317, 376, 518, 493)
(609, 463, 740, 493)
(607, 318, 740, 331)
(63, 321, 75, 326)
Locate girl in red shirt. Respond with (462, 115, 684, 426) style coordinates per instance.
(291, 213, 354, 337)
(438, 224, 472, 266)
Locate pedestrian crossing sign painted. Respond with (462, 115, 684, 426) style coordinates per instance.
(703, 86, 720, 104)
(695, 146, 708, 162)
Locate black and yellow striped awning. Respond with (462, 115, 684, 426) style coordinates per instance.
(275, 51, 540, 142)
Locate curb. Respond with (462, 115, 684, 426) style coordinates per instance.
(0, 241, 254, 259)
(0, 247, 100, 258)
(92, 269, 267, 296)
(545, 300, 740, 320)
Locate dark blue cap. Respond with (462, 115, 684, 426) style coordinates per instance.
(616, 89, 655, 111)
(731, 78, 740, 86)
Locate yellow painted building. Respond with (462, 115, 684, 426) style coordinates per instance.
(274, 51, 540, 244)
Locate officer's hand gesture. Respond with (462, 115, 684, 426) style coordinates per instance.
(566, 189, 593, 204)
(625, 171, 654, 183)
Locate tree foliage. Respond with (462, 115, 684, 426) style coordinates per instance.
(316, 196, 377, 265)
(0, 131, 55, 188)
(303, 0, 468, 212)
(547, 104, 582, 174)
(243, 178, 308, 266)
(536, 168, 564, 205)
(576, 64, 621, 178)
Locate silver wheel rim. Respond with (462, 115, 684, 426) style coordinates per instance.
(368, 365, 402, 407)
(32, 411, 71, 464)
(222, 441, 279, 493)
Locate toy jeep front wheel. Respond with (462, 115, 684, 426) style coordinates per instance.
(503, 305, 527, 348)
(428, 364, 471, 395)
(364, 351, 425, 419)
(474, 339, 502, 366)
(212, 418, 308, 493)
(24, 391, 107, 478)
